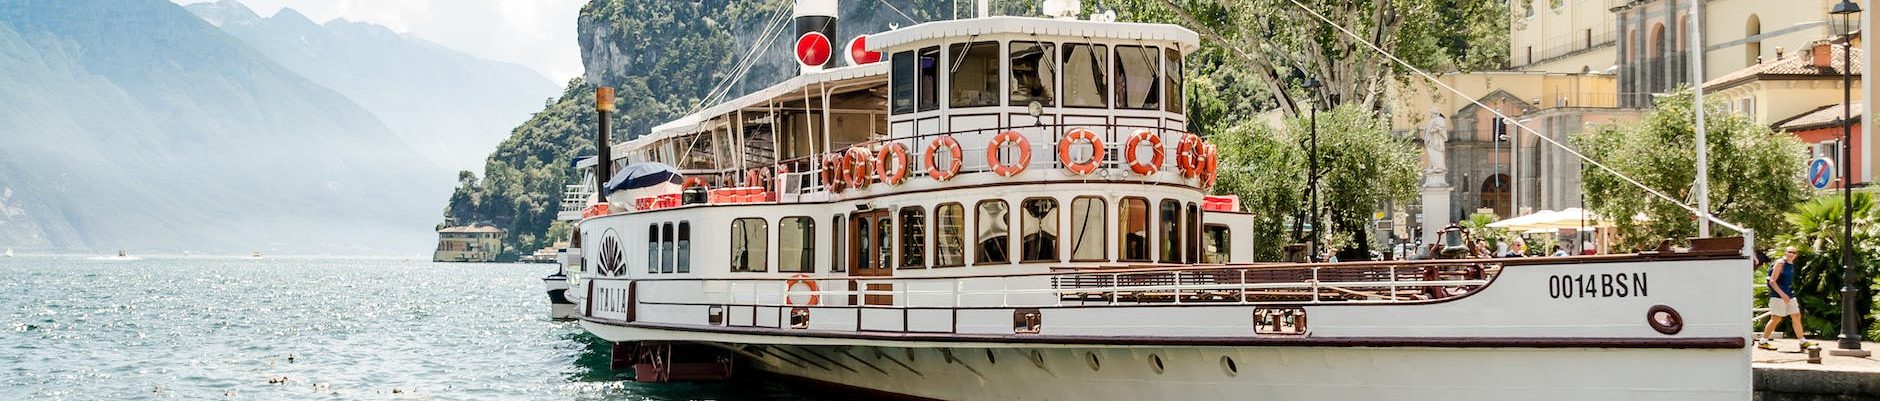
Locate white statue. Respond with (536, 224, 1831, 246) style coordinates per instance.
(1421, 110, 1450, 187)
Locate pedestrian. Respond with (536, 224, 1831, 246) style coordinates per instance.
(1757, 247, 1815, 351)
(1550, 245, 1569, 257)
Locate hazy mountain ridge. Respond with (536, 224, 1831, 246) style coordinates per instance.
(0, 0, 444, 254)
(185, 0, 559, 172)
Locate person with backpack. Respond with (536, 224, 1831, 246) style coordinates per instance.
(1758, 247, 1816, 351)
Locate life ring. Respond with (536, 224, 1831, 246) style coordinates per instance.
(987, 131, 1032, 177)
(1175, 133, 1203, 178)
(845, 146, 873, 189)
(925, 136, 963, 181)
(683, 177, 707, 191)
(1199, 143, 1220, 189)
(1124, 130, 1164, 176)
(821, 154, 845, 192)
(1057, 128, 1105, 175)
(876, 143, 911, 185)
(786, 274, 821, 306)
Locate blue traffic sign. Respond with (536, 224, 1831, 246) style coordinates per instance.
(1808, 158, 1835, 189)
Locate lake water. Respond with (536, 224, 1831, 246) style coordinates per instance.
(0, 255, 831, 400)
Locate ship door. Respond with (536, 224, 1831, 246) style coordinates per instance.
(849, 209, 894, 305)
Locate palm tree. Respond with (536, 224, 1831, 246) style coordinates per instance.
(1773, 193, 1878, 337)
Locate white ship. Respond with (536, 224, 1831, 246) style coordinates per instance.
(561, 1, 1753, 399)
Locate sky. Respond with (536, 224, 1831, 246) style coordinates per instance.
(173, 0, 587, 82)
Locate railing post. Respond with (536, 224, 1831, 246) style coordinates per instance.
(1110, 273, 1120, 305)
(1311, 267, 1321, 303)
(1239, 270, 1248, 304)
(1389, 266, 1398, 302)
(954, 279, 962, 308)
(1001, 277, 1010, 307)
(1173, 271, 1183, 304)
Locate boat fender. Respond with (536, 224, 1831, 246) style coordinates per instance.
(987, 131, 1032, 177)
(925, 136, 964, 181)
(1124, 130, 1164, 176)
(1058, 128, 1105, 176)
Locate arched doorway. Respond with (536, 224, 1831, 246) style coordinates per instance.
(1746, 15, 1763, 65)
(1479, 174, 1511, 218)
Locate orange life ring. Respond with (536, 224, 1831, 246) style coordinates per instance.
(876, 143, 911, 185)
(987, 131, 1032, 177)
(786, 274, 821, 306)
(1199, 143, 1220, 189)
(925, 136, 963, 182)
(683, 177, 707, 191)
(845, 147, 873, 189)
(821, 154, 845, 192)
(1057, 128, 1105, 175)
(1175, 133, 1203, 178)
(1124, 130, 1164, 176)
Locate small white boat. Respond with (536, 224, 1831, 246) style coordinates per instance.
(90, 250, 141, 261)
(250, 251, 263, 259)
(3, 248, 12, 257)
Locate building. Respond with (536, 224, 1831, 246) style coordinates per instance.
(433, 225, 505, 262)
(1705, 38, 1865, 189)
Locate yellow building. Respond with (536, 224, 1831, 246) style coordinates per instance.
(433, 225, 506, 262)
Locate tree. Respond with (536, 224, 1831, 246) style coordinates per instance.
(1214, 104, 1420, 260)
(1575, 87, 1809, 250)
(1106, 0, 1509, 117)
(1771, 193, 1879, 339)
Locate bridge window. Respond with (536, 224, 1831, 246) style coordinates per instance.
(936, 203, 967, 267)
(1159, 199, 1181, 263)
(661, 222, 675, 273)
(1204, 224, 1230, 263)
(950, 41, 1001, 108)
(975, 200, 1011, 265)
(918, 46, 941, 112)
(1120, 197, 1151, 262)
(891, 51, 914, 114)
(1163, 48, 1183, 114)
(731, 218, 768, 272)
(779, 217, 814, 273)
(1010, 41, 1057, 107)
(832, 214, 846, 272)
(1021, 197, 1060, 262)
(646, 224, 659, 273)
(1062, 44, 1109, 108)
(1114, 45, 1161, 110)
(677, 222, 690, 273)
(900, 207, 927, 268)
(1069, 196, 1106, 261)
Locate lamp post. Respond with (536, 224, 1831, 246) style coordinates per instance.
(1828, 0, 1869, 357)
(1304, 78, 1323, 262)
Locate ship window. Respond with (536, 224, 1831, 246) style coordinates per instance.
(1120, 197, 1151, 262)
(647, 224, 660, 273)
(1187, 203, 1201, 263)
(1069, 196, 1106, 262)
(1114, 45, 1161, 110)
(1062, 44, 1108, 108)
(950, 41, 1001, 108)
(935, 203, 966, 267)
(918, 46, 941, 112)
(1204, 224, 1230, 263)
(876, 217, 893, 270)
(677, 222, 691, 273)
(1164, 48, 1183, 114)
(832, 214, 846, 272)
(900, 207, 927, 268)
(1159, 199, 1181, 263)
(975, 200, 1011, 265)
(891, 51, 915, 114)
(779, 217, 814, 273)
(661, 222, 675, 273)
(1020, 198, 1060, 262)
(1009, 41, 1056, 107)
(731, 218, 768, 272)
(857, 219, 872, 270)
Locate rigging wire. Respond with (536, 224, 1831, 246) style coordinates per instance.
(877, 0, 920, 24)
(1276, 0, 1747, 234)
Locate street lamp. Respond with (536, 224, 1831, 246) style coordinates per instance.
(1828, 0, 1869, 358)
(1304, 77, 1323, 262)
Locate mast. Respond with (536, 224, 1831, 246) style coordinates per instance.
(1691, 1, 1710, 237)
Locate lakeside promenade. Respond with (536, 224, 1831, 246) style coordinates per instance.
(1753, 340, 1880, 399)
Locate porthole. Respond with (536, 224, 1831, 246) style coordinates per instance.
(1085, 351, 1102, 371)
(1219, 355, 1239, 377)
(985, 349, 997, 365)
(1149, 353, 1166, 374)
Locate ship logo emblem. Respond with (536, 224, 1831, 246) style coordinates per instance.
(597, 232, 624, 276)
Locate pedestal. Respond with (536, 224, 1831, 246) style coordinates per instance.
(1420, 182, 1453, 246)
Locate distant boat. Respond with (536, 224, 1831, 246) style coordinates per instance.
(250, 251, 263, 259)
(3, 248, 12, 257)
(90, 250, 140, 261)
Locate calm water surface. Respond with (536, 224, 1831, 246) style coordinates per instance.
(1, 256, 830, 400)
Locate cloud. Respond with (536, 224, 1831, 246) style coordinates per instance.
(174, 0, 585, 81)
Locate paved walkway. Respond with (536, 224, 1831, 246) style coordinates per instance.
(1752, 339, 1880, 398)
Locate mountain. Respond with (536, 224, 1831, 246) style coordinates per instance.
(185, 0, 559, 172)
(0, 0, 446, 254)
(439, 0, 1039, 258)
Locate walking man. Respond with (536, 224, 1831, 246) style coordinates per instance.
(1758, 247, 1816, 351)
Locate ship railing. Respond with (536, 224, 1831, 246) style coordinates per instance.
(674, 260, 1498, 311)
(788, 123, 1202, 195)
(561, 185, 593, 212)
